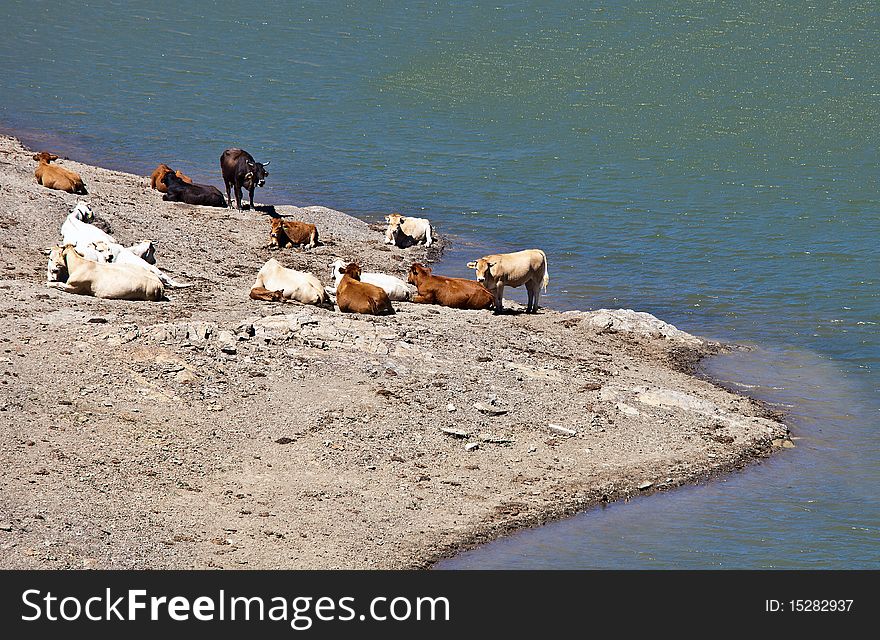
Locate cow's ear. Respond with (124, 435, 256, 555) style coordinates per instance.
(466, 261, 477, 269)
(247, 160, 255, 168)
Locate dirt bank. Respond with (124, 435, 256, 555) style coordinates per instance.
(0, 135, 789, 569)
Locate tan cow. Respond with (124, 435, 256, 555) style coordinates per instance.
(384, 213, 433, 247)
(150, 164, 193, 193)
(269, 218, 319, 249)
(249, 258, 326, 305)
(47, 245, 164, 301)
(467, 249, 549, 314)
(335, 263, 394, 315)
(33, 152, 87, 194)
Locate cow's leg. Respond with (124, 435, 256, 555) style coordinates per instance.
(233, 183, 244, 211)
(493, 284, 504, 315)
(526, 281, 537, 313)
(47, 281, 73, 293)
(225, 181, 233, 209)
(530, 280, 541, 313)
(248, 187, 255, 211)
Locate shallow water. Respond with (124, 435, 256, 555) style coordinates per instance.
(1, 1, 877, 568)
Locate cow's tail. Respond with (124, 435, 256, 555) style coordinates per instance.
(540, 250, 549, 291)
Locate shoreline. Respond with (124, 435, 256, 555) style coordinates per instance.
(0, 134, 790, 569)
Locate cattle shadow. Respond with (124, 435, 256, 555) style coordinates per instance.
(254, 204, 279, 217)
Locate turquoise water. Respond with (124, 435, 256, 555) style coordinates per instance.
(1, 1, 877, 568)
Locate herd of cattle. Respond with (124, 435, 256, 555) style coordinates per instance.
(35, 148, 549, 315)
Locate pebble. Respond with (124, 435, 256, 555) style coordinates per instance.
(464, 443, 479, 452)
(446, 403, 456, 412)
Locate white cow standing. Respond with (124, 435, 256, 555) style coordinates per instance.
(466, 249, 549, 314)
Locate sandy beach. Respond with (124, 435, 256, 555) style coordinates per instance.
(0, 135, 790, 569)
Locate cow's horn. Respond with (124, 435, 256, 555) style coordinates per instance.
(262, 160, 270, 166)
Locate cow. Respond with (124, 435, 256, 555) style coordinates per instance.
(466, 249, 549, 314)
(150, 163, 193, 193)
(269, 218, 319, 249)
(328, 259, 411, 301)
(46, 245, 164, 301)
(161, 171, 226, 207)
(406, 263, 494, 310)
(127, 240, 156, 265)
(249, 258, 326, 305)
(91, 242, 191, 289)
(220, 148, 269, 211)
(33, 152, 87, 195)
(384, 213, 433, 248)
(61, 204, 116, 247)
(335, 263, 395, 315)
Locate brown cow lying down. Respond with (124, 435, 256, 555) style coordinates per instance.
(150, 163, 193, 193)
(336, 263, 394, 315)
(407, 263, 494, 310)
(33, 152, 87, 194)
(269, 218, 319, 249)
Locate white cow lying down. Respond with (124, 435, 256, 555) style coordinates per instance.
(384, 213, 433, 248)
(61, 203, 115, 247)
(52, 203, 184, 287)
(326, 258, 411, 301)
(47, 245, 164, 301)
(62, 202, 155, 261)
(249, 258, 327, 305)
(91, 242, 190, 289)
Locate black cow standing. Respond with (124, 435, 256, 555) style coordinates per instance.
(220, 148, 269, 211)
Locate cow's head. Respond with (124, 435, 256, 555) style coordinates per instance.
(385, 214, 408, 245)
(329, 259, 347, 281)
(129, 241, 156, 265)
(269, 218, 285, 243)
(407, 263, 430, 285)
(466, 258, 495, 284)
(45, 245, 67, 282)
(343, 263, 362, 281)
(33, 151, 59, 163)
(70, 202, 93, 222)
(245, 160, 269, 189)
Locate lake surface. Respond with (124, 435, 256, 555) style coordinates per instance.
(1, 0, 877, 568)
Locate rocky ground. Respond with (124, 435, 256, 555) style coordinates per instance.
(0, 135, 790, 569)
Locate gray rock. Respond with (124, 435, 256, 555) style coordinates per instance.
(548, 424, 576, 437)
(474, 402, 507, 416)
(440, 427, 469, 438)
